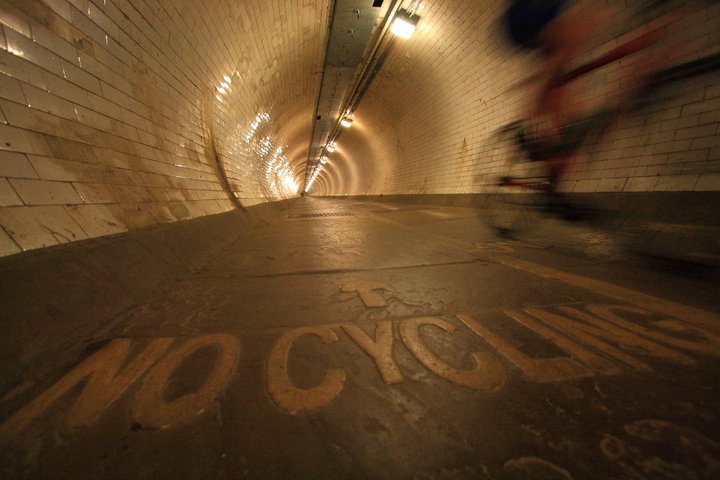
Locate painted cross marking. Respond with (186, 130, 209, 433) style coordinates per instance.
(341, 281, 392, 308)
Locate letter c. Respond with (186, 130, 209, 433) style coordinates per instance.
(266, 326, 346, 414)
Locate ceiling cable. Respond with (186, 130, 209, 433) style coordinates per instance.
(319, 0, 403, 156)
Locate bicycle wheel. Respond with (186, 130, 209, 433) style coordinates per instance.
(483, 179, 548, 238)
(481, 122, 549, 238)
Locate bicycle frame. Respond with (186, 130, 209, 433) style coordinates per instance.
(497, 176, 549, 192)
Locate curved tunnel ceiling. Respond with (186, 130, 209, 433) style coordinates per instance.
(310, 0, 530, 197)
(209, 0, 392, 203)
(208, 0, 333, 204)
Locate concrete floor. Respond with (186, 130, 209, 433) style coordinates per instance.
(1, 198, 719, 479)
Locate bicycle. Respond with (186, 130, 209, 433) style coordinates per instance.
(484, 0, 720, 241)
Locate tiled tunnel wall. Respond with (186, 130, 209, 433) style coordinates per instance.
(0, 0, 330, 256)
(314, 0, 720, 196)
(0, 0, 718, 257)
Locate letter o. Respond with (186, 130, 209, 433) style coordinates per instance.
(131, 334, 240, 429)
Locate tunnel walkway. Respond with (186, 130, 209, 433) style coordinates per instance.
(1, 197, 719, 479)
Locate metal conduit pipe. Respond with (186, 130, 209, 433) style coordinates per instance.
(304, 0, 404, 192)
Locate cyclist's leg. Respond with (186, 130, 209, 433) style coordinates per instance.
(482, 124, 548, 237)
(533, 3, 614, 134)
(545, 153, 592, 222)
(548, 155, 570, 192)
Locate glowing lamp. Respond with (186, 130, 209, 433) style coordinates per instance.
(391, 9, 419, 39)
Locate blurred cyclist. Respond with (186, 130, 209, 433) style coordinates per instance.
(499, 0, 687, 204)
(501, 0, 610, 136)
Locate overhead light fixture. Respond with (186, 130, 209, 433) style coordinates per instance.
(340, 117, 353, 128)
(320, 157, 328, 164)
(326, 143, 336, 153)
(391, 8, 419, 39)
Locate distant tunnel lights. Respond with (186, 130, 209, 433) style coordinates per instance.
(340, 117, 353, 128)
(305, 166, 322, 193)
(391, 9, 419, 39)
(326, 144, 336, 153)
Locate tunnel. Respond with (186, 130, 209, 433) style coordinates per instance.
(1, 0, 719, 478)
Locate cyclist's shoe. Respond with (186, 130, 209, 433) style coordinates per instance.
(498, 176, 514, 186)
(544, 192, 609, 223)
(543, 192, 586, 222)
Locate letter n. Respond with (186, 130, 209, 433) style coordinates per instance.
(0, 338, 172, 434)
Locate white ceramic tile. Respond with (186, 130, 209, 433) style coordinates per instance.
(10, 178, 82, 205)
(0, 177, 21, 205)
(0, 204, 87, 249)
(23, 84, 77, 120)
(65, 203, 126, 236)
(72, 181, 115, 203)
(0, 7, 31, 38)
(0, 123, 52, 155)
(0, 223, 20, 255)
(0, 150, 37, 178)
